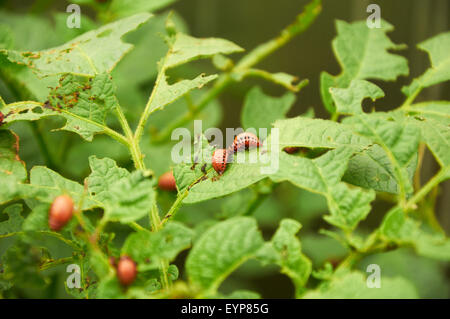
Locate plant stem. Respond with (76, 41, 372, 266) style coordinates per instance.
(40, 257, 74, 271)
(160, 190, 189, 227)
(114, 106, 146, 170)
(405, 167, 449, 212)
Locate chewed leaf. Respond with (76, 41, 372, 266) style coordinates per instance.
(1, 73, 119, 141)
(0, 204, 24, 236)
(0, 130, 27, 204)
(331, 79, 384, 115)
(321, 19, 408, 113)
(145, 23, 242, 115)
(403, 31, 450, 97)
(1, 13, 152, 77)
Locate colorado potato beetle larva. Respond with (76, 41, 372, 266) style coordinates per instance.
(232, 132, 261, 152)
(48, 195, 74, 231)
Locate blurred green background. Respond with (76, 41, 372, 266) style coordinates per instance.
(0, 0, 449, 298)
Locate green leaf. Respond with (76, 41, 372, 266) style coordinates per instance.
(241, 86, 296, 133)
(24, 166, 96, 209)
(0, 130, 27, 204)
(273, 117, 371, 150)
(379, 207, 450, 261)
(240, 69, 309, 92)
(1, 73, 119, 141)
(330, 79, 384, 115)
(186, 217, 264, 294)
(403, 31, 450, 97)
(216, 290, 261, 299)
(302, 271, 418, 299)
(343, 144, 417, 194)
(22, 204, 50, 232)
(0, 13, 152, 77)
(176, 137, 374, 230)
(148, 73, 217, 114)
(0, 204, 24, 236)
(405, 102, 450, 167)
(87, 156, 155, 223)
(0, 129, 26, 181)
(321, 20, 408, 113)
(345, 113, 420, 196)
(165, 33, 243, 69)
(122, 222, 193, 270)
(146, 25, 242, 114)
(108, 0, 177, 18)
(273, 148, 375, 230)
(87, 156, 129, 202)
(259, 219, 311, 296)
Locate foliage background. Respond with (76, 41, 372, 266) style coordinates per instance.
(0, 0, 448, 298)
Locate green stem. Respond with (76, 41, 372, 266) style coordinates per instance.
(160, 190, 189, 226)
(40, 257, 74, 271)
(114, 106, 146, 170)
(405, 167, 449, 212)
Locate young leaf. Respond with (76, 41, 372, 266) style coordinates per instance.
(302, 271, 418, 299)
(1, 13, 152, 77)
(122, 222, 194, 270)
(321, 20, 408, 113)
(379, 207, 450, 261)
(402, 32, 450, 97)
(258, 219, 312, 297)
(186, 217, 264, 294)
(143, 25, 243, 115)
(241, 86, 296, 133)
(330, 79, 384, 115)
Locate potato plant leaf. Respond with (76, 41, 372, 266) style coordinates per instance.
(379, 207, 450, 261)
(320, 20, 408, 114)
(186, 217, 264, 294)
(257, 219, 312, 297)
(0, 13, 152, 77)
(330, 79, 385, 115)
(402, 32, 450, 97)
(302, 271, 418, 298)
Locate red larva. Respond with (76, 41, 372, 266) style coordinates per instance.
(48, 195, 74, 231)
(212, 149, 230, 175)
(0, 111, 4, 126)
(158, 171, 177, 191)
(232, 132, 261, 152)
(117, 256, 137, 286)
